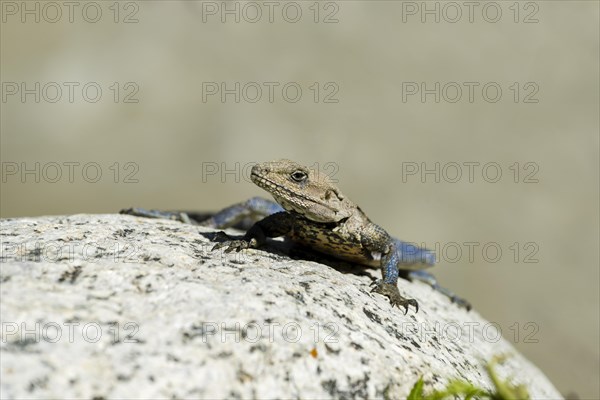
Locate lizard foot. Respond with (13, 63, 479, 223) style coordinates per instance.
(370, 280, 419, 314)
(450, 296, 472, 311)
(211, 232, 257, 253)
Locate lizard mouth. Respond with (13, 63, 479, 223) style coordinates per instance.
(251, 164, 351, 223)
(250, 172, 336, 212)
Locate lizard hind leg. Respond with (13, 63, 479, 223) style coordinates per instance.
(120, 197, 283, 229)
(406, 270, 471, 311)
(119, 207, 196, 224)
(199, 197, 284, 229)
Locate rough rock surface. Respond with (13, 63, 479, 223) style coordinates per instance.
(0, 214, 561, 399)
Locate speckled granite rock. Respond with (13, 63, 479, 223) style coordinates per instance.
(0, 214, 561, 399)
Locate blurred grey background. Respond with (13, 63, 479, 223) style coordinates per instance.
(1, 1, 598, 398)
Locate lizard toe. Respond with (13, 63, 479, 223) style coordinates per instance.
(451, 296, 472, 311)
(369, 279, 382, 289)
(224, 240, 249, 253)
(392, 298, 418, 314)
(210, 231, 233, 251)
(372, 282, 419, 314)
(211, 242, 226, 251)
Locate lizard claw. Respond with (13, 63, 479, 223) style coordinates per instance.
(371, 281, 419, 314)
(210, 232, 256, 253)
(212, 239, 251, 253)
(450, 296, 472, 311)
(403, 298, 419, 314)
(369, 279, 380, 288)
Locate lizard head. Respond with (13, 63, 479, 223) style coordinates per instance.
(250, 159, 353, 223)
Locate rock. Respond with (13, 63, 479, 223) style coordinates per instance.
(0, 214, 561, 399)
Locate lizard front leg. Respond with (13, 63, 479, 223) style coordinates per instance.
(211, 211, 294, 253)
(370, 249, 419, 314)
(362, 224, 419, 314)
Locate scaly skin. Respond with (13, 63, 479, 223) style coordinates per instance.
(212, 160, 440, 313)
(122, 159, 470, 312)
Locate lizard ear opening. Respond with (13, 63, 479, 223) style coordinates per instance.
(324, 189, 345, 201)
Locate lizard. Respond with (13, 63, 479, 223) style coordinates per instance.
(121, 159, 470, 313)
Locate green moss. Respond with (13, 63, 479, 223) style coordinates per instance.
(408, 355, 530, 400)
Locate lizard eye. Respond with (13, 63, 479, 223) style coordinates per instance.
(290, 170, 308, 182)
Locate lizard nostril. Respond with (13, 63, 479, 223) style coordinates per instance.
(252, 165, 266, 175)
